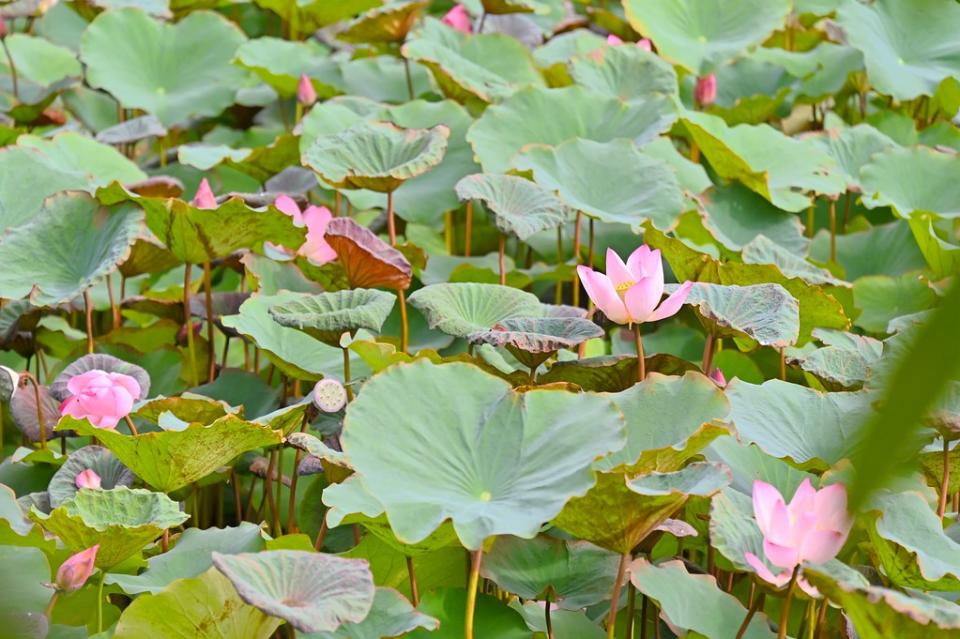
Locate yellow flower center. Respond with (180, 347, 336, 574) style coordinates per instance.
(615, 281, 635, 296)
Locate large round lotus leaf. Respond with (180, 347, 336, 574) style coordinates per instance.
(80, 9, 247, 127)
(705, 436, 816, 498)
(455, 174, 570, 240)
(909, 214, 960, 280)
(341, 360, 626, 549)
(58, 414, 282, 493)
(741, 235, 847, 288)
(684, 282, 800, 348)
(222, 293, 371, 381)
(133, 395, 238, 426)
(304, 121, 449, 193)
(629, 558, 776, 639)
(29, 486, 188, 569)
(0, 133, 145, 231)
(513, 138, 685, 232)
(403, 18, 544, 105)
(408, 283, 545, 338)
(804, 562, 960, 639)
(107, 523, 266, 595)
(0, 192, 143, 306)
(0, 545, 51, 629)
(467, 317, 603, 353)
(51, 353, 151, 401)
(838, 0, 960, 101)
(212, 551, 375, 633)
(338, 0, 427, 43)
(623, 0, 790, 74)
(466, 85, 676, 173)
(269, 289, 397, 345)
(570, 44, 678, 103)
(752, 42, 864, 103)
(809, 220, 925, 281)
(480, 535, 620, 609)
(852, 274, 937, 334)
(859, 147, 960, 220)
(699, 182, 808, 255)
(323, 217, 413, 291)
(338, 55, 434, 104)
(97, 182, 306, 264)
(642, 136, 713, 196)
(0, 34, 80, 110)
(10, 383, 63, 444)
(235, 37, 342, 97)
(303, 587, 439, 639)
(809, 124, 898, 192)
(113, 567, 282, 639)
(786, 328, 883, 390)
(726, 378, 874, 470)
(252, 0, 381, 36)
(537, 354, 698, 393)
(596, 371, 730, 473)
(681, 111, 845, 212)
(48, 445, 134, 509)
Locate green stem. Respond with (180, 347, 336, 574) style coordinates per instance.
(1, 37, 18, 99)
(398, 289, 409, 354)
(735, 590, 764, 639)
(938, 437, 951, 520)
(203, 262, 216, 383)
(607, 553, 630, 639)
(403, 56, 415, 101)
(635, 329, 645, 383)
(183, 264, 200, 387)
(498, 234, 506, 286)
(406, 555, 420, 606)
(572, 211, 583, 307)
(778, 565, 801, 639)
(829, 199, 837, 263)
(555, 226, 563, 304)
(464, 201, 473, 256)
(465, 549, 483, 639)
(545, 594, 555, 639)
(83, 290, 95, 354)
(342, 347, 354, 402)
(624, 581, 637, 639)
(97, 572, 106, 632)
(44, 591, 59, 619)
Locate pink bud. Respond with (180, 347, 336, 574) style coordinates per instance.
(441, 4, 472, 34)
(191, 178, 217, 209)
(637, 38, 652, 51)
(297, 74, 317, 107)
(55, 545, 99, 592)
(0, 17, 7, 39)
(695, 74, 717, 107)
(709, 368, 726, 387)
(606, 34, 623, 45)
(75, 469, 102, 490)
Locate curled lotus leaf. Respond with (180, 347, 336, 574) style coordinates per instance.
(408, 282, 545, 338)
(48, 444, 135, 508)
(10, 382, 62, 444)
(324, 217, 413, 291)
(338, 0, 428, 44)
(268, 289, 396, 345)
(304, 587, 440, 639)
(683, 282, 800, 348)
(454, 173, 570, 240)
(467, 317, 603, 353)
(51, 353, 151, 402)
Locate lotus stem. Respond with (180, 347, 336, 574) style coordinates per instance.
(701, 334, 715, 374)
(406, 555, 419, 606)
(123, 415, 139, 436)
(779, 347, 787, 381)
(572, 212, 583, 307)
(334, 191, 342, 217)
(778, 565, 801, 639)
(341, 347, 354, 402)
(445, 211, 454, 254)
(498, 234, 506, 286)
(230, 468, 243, 526)
(221, 337, 231, 369)
(464, 201, 473, 256)
(635, 329, 645, 383)
(465, 549, 483, 639)
(399, 289, 410, 354)
(203, 261, 216, 383)
(264, 448, 280, 536)
(735, 590, 764, 639)
(606, 552, 630, 639)
(403, 57, 415, 101)
(545, 594, 555, 639)
(97, 572, 106, 632)
(44, 591, 59, 619)
(939, 437, 951, 520)
(83, 290, 95, 354)
(387, 191, 397, 246)
(624, 581, 637, 639)
(276, 445, 286, 531)
(814, 598, 828, 639)
(314, 518, 329, 550)
(555, 226, 563, 304)
(829, 199, 837, 263)
(287, 416, 309, 533)
(21, 372, 46, 451)
(1, 36, 17, 99)
(183, 264, 200, 387)
(806, 203, 815, 238)
(477, 11, 487, 33)
(161, 528, 170, 552)
(106, 273, 120, 330)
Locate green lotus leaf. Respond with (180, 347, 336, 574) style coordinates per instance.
(0, 545, 52, 629)
(339, 55, 434, 104)
(403, 18, 544, 105)
(909, 214, 960, 280)
(787, 328, 883, 390)
(304, 121, 449, 193)
(480, 535, 621, 609)
(809, 124, 898, 192)
(0, 192, 143, 306)
(407, 588, 531, 639)
(467, 85, 677, 173)
(480, 0, 544, 14)
(252, 0, 381, 36)
(58, 414, 282, 493)
(338, 0, 427, 44)
(921, 440, 960, 496)
(860, 147, 960, 220)
(96, 182, 306, 264)
(513, 138, 685, 232)
(706, 437, 817, 498)
(341, 360, 626, 549)
(726, 378, 874, 470)
(269, 289, 397, 346)
(79, 9, 247, 127)
(235, 37, 342, 97)
(455, 173, 570, 240)
(751, 43, 864, 104)
(537, 354, 696, 392)
(0, 133, 145, 231)
(408, 283, 545, 338)
(212, 550, 375, 633)
(222, 293, 371, 381)
(742, 235, 848, 288)
(570, 44, 678, 103)
(302, 587, 438, 639)
(623, 0, 790, 74)
(642, 136, 713, 196)
(51, 353, 151, 402)
(809, 220, 926, 281)
(838, 0, 960, 101)
(30, 487, 188, 569)
(107, 523, 266, 595)
(48, 445, 134, 509)
(630, 558, 776, 638)
(0, 33, 81, 104)
(176, 144, 251, 171)
(133, 395, 237, 426)
(698, 182, 808, 255)
(288, 431, 352, 474)
(852, 274, 937, 334)
(804, 561, 960, 639)
(681, 111, 845, 211)
(684, 282, 800, 348)
(533, 29, 605, 84)
(512, 601, 605, 639)
(467, 317, 603, 354)
(113, 567, 282, 639)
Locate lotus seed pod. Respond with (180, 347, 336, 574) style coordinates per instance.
(312, 378, 347, 413)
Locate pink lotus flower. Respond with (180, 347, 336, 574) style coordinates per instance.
(637, 38, 652, 51)
(606, 35, 652, 51)
(297, 74, 317, 107)
(192, 178, 217, 209)
(606, 34, 623, 45)
(442, 4, 471, 34)
(709, 368, 726, 387)
(59, 370, 141, 430)
(54, 545, 99, 592)
(577, 246, 692, 326)
(270, 195, 337, 266)
(75, 469, 102, 490)
(695, 73, 717, 107)
(745, 479, 853, 597)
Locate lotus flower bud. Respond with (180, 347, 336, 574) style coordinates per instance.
(709, 368, 726, 387)
(75, 468, 102, 490)
(695, 73, 717, 107)
(0, 365, 18, 402)
(441, 4, 472, 34)
(637, 38, 652, 51)
(191, 178, 217, 209)
(54, 545, 99, 593)
(606, 34, 623, 45)
(0, 18, 7, 39)
(312, 378, 347, 413)
(297, 74, 317, 107)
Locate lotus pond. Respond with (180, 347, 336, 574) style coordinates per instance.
(1, 0, 960, 637)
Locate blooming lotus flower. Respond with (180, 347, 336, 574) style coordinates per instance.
(297, 74, 317, 107)
(75, 469, 102, 490)
(576, 246, 693, 326)
(709, 368, 726, 387)
(745, 479, 853, 597)
(442, 4, 472, 34)
(695, 73, 717, 107)
(271, 195, 337, 267)
(192, 178, 217, 209)
(54, 545, 99, 593)
(59, 370, 141, 430)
